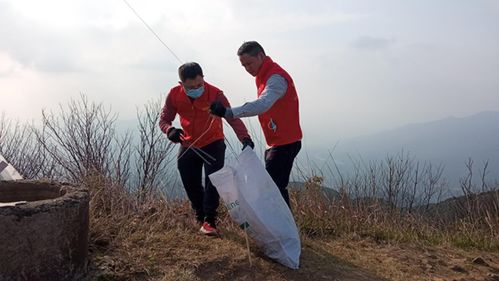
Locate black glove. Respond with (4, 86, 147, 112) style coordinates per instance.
(210, 101, 227, 118)
(167, 127, 184, 143)
(241, 138, 254, 150)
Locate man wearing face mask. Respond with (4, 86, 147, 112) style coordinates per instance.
(160, 62, 254, 236)
(209, 41, 302, 209)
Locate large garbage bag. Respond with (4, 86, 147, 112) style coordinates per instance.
(209, 148, 300, 269)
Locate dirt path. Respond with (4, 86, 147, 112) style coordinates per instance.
(193, 237, 387, 281)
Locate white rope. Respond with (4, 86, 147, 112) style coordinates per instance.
(122, 0, 183, 64)
(123, 3, 253, 264)
(177, 116, 216, 162)
(222, 119, 242, 162)
(192, 147, 216, 162)
(188, 147, 212, 166)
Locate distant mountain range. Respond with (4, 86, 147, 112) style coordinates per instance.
(116, 111, 499, 195)
(421, 189, 499, 220)
(319, 111, 499, 191)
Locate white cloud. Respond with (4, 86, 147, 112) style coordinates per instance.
(0, 52, 23, 77)
(0, 0, 498, 143)
(351, 36, 396, 50)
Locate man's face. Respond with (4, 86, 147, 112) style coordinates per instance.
(181, 75, 204, 90)
(239, 52, 265, 77)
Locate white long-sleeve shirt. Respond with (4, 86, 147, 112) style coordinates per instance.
(226, 74, 288, 119)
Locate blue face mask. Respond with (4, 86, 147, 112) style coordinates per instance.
(185, 86, 204, 99)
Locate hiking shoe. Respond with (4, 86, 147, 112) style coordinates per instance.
(199, 222, 220, 236)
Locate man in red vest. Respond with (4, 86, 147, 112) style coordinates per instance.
(210, 41, 302, 208)
(160, 62, 254, 236)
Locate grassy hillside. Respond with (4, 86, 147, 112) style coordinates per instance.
(85, 176, 499, 281)
(2, 97, 498, 280)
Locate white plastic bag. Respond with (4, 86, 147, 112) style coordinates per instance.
(209, 148, 301, 269)
(0, 154, 23, 181)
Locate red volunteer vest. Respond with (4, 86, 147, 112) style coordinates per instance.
(170, 82, 224, 148)
(255, 57, 302, 147)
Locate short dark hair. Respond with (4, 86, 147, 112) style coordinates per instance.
(178, 62, 203, 82)
(237, 41, 266, 57)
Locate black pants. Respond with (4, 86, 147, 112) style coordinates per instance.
(265, 141, 301, 208)
(177, 140, 225, 226)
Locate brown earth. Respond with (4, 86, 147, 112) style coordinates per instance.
(87, 218, 499, 281)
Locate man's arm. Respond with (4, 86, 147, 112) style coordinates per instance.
(227, 74, 288, 119)
(159, 92, 177, 134)
(216, 91, 251, 142)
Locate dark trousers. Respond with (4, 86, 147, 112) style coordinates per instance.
(177, 140, 225, 226)
(265, 141, 302, 208)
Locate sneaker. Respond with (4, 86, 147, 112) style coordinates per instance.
(199, 222, 220, 236)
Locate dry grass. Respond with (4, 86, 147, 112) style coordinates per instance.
(84, 174, 499, 281)
(2, 98, 497, 280)
(292, 176, 499, 251)
(85, 175, 391, 281)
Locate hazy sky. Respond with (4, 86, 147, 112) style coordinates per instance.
(1, 0, 499, 146)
